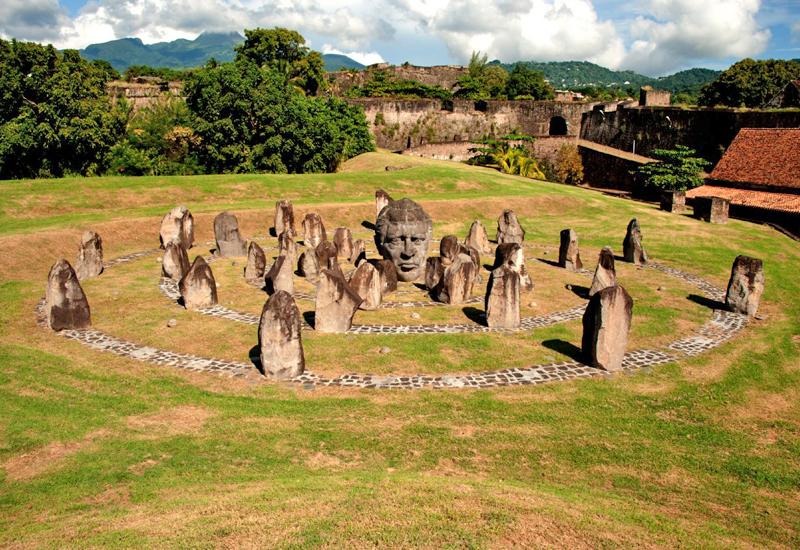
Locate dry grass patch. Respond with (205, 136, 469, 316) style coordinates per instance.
(2, 429, 109, 481)
(125, 405, 214, 438)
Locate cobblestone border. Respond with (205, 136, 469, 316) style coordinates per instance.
(38, 248, 750, 389)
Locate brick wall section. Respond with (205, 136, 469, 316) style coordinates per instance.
(401, 137, 578, 163)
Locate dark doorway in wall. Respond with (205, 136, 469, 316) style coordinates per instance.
(549, 116, 568, 136)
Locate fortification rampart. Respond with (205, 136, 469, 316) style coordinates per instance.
(106, 80, 184, 110)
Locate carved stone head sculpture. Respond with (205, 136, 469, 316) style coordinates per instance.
(374, 198, 433, 282)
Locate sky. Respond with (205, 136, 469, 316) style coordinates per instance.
(0, 0, 798, 75)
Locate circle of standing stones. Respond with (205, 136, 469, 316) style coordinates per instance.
(38, 192, 764, 388)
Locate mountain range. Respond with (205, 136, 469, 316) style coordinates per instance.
(79, 32, 719, 92)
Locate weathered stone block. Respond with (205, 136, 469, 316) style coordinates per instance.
(350, 239, 367, 265)
(581, 285, 633, 372)
(623, 218, 647, 265)
(76, 230, 104, 280)
(660, 191, 686, 213)
(725, 255, 765, 316)
(349, 262, 382, 310)
(258, 290, 304, 379)
(179, 256, 218, 310)
(315, 240, 340, 275)
(558, 228, 583, 271)
(245, 241, 267, 284)
(297, 250, 320, 283)
(159, 205, 194, 249)
(425, 256, 444, 291)
(265, 255, 294, 295)
(485, 265, 520, 329)
(302, 212, 326, 249)
(214, 211, 247, 257)
(493, 242, 532, 290)
(371, 259, 398, 295)
(465, 220, 492, 254)
(162, 241, 190, 281)
(439, 235, 461, 264)
(375, 189, 393, 218)
(497, 209, 525, 244)
(435, 253, 477, 304)
(693, 197, 730, 224)
(274, 200, 295, 237)
(589, 247, 617, 297)
(45, 259, 91, 331)
(333, 227, 354, 261)
(278, 231, 297, 266)
(315, 269, 363, 333)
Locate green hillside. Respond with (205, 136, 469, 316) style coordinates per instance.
(322, 53, 365, 71)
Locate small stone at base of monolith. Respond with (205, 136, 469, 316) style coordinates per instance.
(349, 262, 382, 310)
(179, 256, 218, 310)
(315, 269, 363, 332)
(76, 230, 104, 280)
(214, 211, 247, 257)
(244, 241, 267, 284)
(725, 255, 764, 316)
(558, 228, 583, 271)
(581, 285, 633, 372)
(258, 290, 304, 379)
(497, 209, 525, 244)
(46, 259, 91, 331)
(265, 255, 294, 295)
(589, 247, 617, 297)
(302, 213, 326, 249)
(465, 220, 492, 254)
(623, 218, 647, 265)
(485, 265, 521, 329)
(162, 241, 190, 281)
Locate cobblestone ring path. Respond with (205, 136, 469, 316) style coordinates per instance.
(36, 247, 749, 389)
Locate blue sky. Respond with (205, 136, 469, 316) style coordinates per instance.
(1, 0, 798, 75)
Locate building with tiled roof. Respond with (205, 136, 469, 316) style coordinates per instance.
(686, 128, 800, 235)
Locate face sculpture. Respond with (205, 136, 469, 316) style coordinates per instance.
(375, 198, 433, 282)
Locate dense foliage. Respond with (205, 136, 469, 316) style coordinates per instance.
(468, 136, 545, 180)
(635, 146, 710, 191)
(698, 58, 800, 108)
(123, 65, 195, 82)
(551, 143, 584, 185)
(345, 70, 452, 99)
(0, 39, 126, 179)
(505, 63, 555, 100)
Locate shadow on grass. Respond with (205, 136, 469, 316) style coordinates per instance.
(537, 258, 561, 268)
(542, 339, 584, 362)
(688, 293, 727, 310)
(569, 284, 590, 299)
(462, 306, 486, 326)
(248, 344, 263, 374)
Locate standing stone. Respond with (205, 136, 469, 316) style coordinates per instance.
(265, 255, 294, 295)
(496, 210, 525, 244)
(349, 262, 382, 310)
(350, 239, 367, 266)
(581, 285, 633, 372)
(372, 259, 398, 295)
(558, 229, 583, 271)
(485, 265, 521, 329)
(75, 231, 104, 280)
(623, 218, 647, 265)
(162, 241, 190, 281)
(179, 256, 218, 310)
(214, 211, 247, 257)
(439, 235, 461, 265)
(315, 269, 363, 333)
(465, 220, 492, 254)
(302, 213, 326, 249)
(298, 250, 320, 283)
(245, 241, 267, 284)
(258, 290, 304, 379)
(425, 257, 445, 291)
(660, 191, 686, 213)
(494, 243, 533, 291)
(274, 200, 295, 237)
(694, 197, 730, 224)
(333, 228, 354, 261)
(159, 205, 194, 249)
(45, 259, 91, 331)
(435, 253, 477, 305)
(315, 241, 340, 275)
(459, 244, 483, 283)
(376, 189, 393, 218)
(589, 247, 617, 297)
(725, 255, 765, 316)
(278, 231, 297, 265)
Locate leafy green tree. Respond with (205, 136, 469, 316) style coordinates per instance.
(346, 70, 452, 99)
(698, 58, 800, 108)
(467, 136, 545, 180)
(454, 51, 510, 99)
(635, 145, 710, 191)
(506, 63, 554, 100)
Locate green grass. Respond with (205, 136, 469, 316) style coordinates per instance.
(1, 152, 799, 547)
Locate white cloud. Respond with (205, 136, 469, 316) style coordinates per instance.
(792, 20, 800, 40)
(0, 0, 71, 43)
(321, 46, 386, 66)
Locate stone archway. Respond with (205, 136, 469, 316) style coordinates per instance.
(549, 116, 568, 136)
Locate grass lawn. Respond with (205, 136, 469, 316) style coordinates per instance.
(1, 152, 799, 547)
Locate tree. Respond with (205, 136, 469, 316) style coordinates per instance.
(468, 136, 545, 180)
(552, 143, 583, 184)
(635, 145, 710, 191)
(454, 51, 510, 99)
(506, 63, 554, 100)
(698, 58, 800, 108)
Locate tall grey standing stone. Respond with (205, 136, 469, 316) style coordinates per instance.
(274, 200, 295, 237)
(435, 253, 477, 305)
(179, 256, 218, 310)
(76, 231, 104, 280)
(725, 255, 765, 316)
(623, 218, 647, 265)
(258, 290, 304, 379)
(315, 269, 363, 333)
(245, 241, 267, 284)
(496, 210, 525, 244)
(371, 259, 398, 295)
(589, 247, 617, 297)
(162, 241, 190, 281)
(278, 231, 297, 266)
(485, 265, 521, 329)
(581, 285, 633, 372)
(45, 259, 91, 331)
(265, 255, 294, 295)
(214, 211, 247, 257)
(465, 220, 492, 254)
(302, 213, 326, 249)
(333, 228, 354, 261)
(298, 251, 320, 283)
(376, 189, 393, 218)
(349, 262, 382, 310)
(159, 205, 194, 249)
(494, 243, 533, 291)
(350, 239, 367, 266)
(558, 229, 583, 271)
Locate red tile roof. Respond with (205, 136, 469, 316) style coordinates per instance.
(709, 128, 800, 190)
(687, 185, 800, 214)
